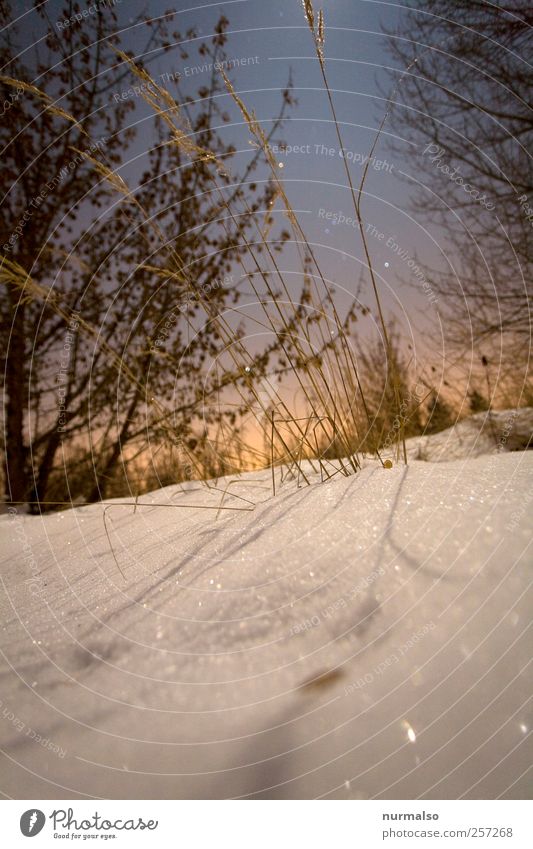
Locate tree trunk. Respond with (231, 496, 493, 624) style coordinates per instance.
(28, 428, 64, 510)
(3, 297, 28, 504)
(87, 388, 141, 503)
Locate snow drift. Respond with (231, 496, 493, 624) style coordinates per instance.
(399, 407, 533, 462)
(0, 419, 531, 799)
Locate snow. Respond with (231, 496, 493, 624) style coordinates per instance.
(396, 407, 533, 462)
(0, 422, 531, 799)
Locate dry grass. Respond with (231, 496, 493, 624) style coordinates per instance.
(1, 0, 416, 504)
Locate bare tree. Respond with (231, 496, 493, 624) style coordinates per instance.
(384, 0, 532, 382)
(0, 4, 293, 506)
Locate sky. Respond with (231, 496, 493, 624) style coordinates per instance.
(8, 0, 451, 372)
(128, 0, 442, 345)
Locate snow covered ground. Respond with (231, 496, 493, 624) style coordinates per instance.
(0, 416, 531, 799)
(396, 407, 533, 462)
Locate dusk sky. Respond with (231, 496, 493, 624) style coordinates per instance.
(12, 0, 460, 372)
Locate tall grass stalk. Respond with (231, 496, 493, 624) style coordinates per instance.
(1, 9, 419, 501)
(301, 0, 407, 463)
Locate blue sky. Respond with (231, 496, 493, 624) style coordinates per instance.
(12, 0, 449, 361)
